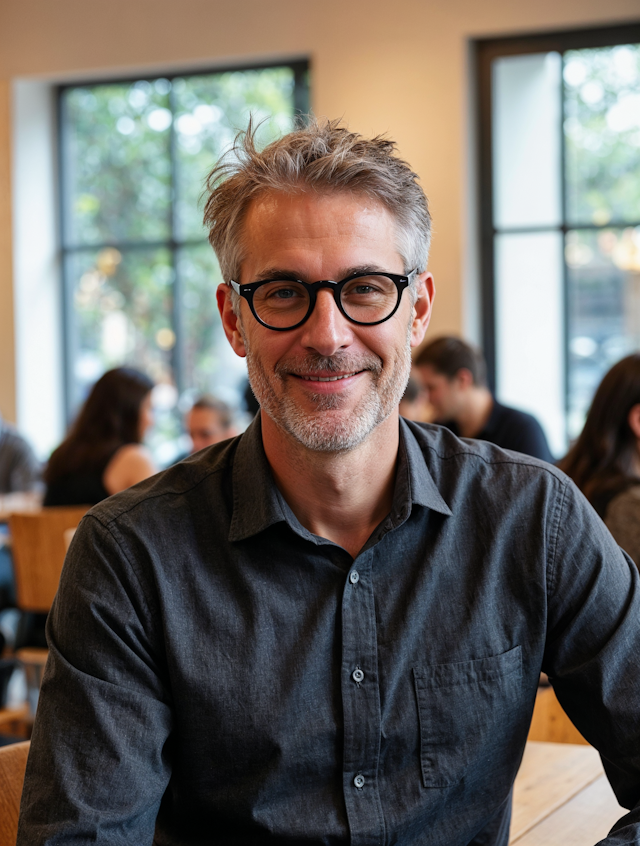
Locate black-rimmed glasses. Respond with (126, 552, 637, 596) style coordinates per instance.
(229, 269, 417, 331)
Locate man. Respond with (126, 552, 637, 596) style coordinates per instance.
(18, 121, 640, 845)
(415, 336, 554, 462)
(0, 413, 41, 494)
(186, 395, 237, 454)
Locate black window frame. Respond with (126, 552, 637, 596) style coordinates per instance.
(475, 22, 640, 409)
(57, 58, 310, 421)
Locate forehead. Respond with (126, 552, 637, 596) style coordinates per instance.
(188, 407, 221, 426)
(239, 190, 403, 278)
(418, 365, 450, 385)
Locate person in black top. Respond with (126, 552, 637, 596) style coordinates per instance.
(44, 367, 157, 507)
(415, 335, 554, 462)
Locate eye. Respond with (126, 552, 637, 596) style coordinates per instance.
(271, 287, 300, 300)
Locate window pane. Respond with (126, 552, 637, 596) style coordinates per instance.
(178, 244, 248, 401)
(66, 247, 175, 410)
(62, 81, 172, 246)
(492, 52, 562, 229)
(566, 226, 640, 436)
(564, 44, 640, 227)
(495, 231, 565, 456)
(173, 68, 296, 242)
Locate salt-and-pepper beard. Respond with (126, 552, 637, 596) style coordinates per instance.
(242, 320, 413, 453)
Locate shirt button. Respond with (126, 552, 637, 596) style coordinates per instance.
(352, 668, 364, 683)
(349, 570, 360, 584)
(353, 774, 365, 789)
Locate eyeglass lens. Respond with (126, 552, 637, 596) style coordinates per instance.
(252, 275, 400, 329)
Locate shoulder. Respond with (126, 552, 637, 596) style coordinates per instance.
(90, 435, 240, 530)
(0, 423, 34, 456)
(404, 418, 563, 485)
(107, 443, 154, 472)
(492, 402, 545, 432)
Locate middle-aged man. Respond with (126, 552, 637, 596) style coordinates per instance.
(414, 336, 555, 462)
(18, 120, 640, 845)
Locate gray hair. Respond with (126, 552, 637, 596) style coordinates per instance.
(203, 118, 432, 289)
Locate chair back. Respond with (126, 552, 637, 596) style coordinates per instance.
(0, 740, 30, 846)
(9, 507, 88, 612)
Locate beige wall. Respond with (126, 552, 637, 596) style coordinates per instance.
(0, 80, 15, 421)
(0, 0, 638, 421)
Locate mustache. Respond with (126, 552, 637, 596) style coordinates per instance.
(275, 353, 383, 377)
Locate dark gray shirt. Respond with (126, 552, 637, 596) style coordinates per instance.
(18, 417, 640, 845)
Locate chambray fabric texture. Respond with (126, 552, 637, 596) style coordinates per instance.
(17, 416, 640, 846)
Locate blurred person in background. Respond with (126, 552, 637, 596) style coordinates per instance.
(559, 353, 640, 568)
(0, 413, 41, 494)
(186, 395, 237, 454)
(398, 373, 430, 422)
(44, 367, 156, 507)
(415, 336, 554, 462)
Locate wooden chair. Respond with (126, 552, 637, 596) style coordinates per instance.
(8, 507, 88, 720)
(528, 684, 588, 745)
(9, 507, 89, 613)
(0, 740, 30, 846)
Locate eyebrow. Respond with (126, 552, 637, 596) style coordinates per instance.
(252, 265, 393, 282)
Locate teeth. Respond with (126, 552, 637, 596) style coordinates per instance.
(300, 372, 357, 382)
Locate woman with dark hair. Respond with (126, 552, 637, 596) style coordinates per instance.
(44, 367, 157, 506)
(558, 353, 640, 567)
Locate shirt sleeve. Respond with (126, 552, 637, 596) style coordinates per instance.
(17, 514, 173, 846)
(543, 478, 640, 842)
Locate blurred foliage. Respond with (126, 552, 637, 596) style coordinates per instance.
(566, 226, 640, 437)
(564, 44, 640, 226)
(62, 66, 301, 434)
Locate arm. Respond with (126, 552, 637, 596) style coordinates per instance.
(542, 479, 640, 842)
(103, 445, 156, 495)
(17, 515, 173, 845)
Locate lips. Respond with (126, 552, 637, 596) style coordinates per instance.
(297, 372, 361, 382)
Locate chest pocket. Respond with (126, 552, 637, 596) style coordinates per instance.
(413, 645, 522, 787)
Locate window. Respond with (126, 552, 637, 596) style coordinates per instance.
(59, 62, 309, 451)
(476, 24, 640, 454)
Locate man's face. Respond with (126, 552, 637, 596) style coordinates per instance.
(416, 365, 461, 421)
(217, 191, 433, 453)
(187, 407, 230, 453)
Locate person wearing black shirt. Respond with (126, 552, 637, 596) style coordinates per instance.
(415, 335, 554, 462)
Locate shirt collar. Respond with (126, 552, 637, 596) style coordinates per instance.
(229, 413, 451, 543)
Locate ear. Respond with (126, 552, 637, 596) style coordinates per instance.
(628, 403, 640, 440)
(216, 283, 247, 358)
(455, 368, 474, 390)
(410, 272, 435, 349)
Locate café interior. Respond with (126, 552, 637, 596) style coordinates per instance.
(0, 0, 639, 842)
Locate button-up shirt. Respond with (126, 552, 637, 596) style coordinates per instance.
(18, 417, 640, 845)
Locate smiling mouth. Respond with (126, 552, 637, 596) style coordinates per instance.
(297, 371, 362, 383)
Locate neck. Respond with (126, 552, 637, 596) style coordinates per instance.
(261, 411, 400, 559)
(456, 387, 494, 439)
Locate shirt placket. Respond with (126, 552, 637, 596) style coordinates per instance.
(341, 549, 385, 846)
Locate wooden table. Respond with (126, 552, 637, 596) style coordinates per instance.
(511, 741, 624, 844)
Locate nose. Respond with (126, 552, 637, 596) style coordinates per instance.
(299, 288, 354, 356)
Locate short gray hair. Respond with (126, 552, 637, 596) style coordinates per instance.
(203, 118, 432, 285)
